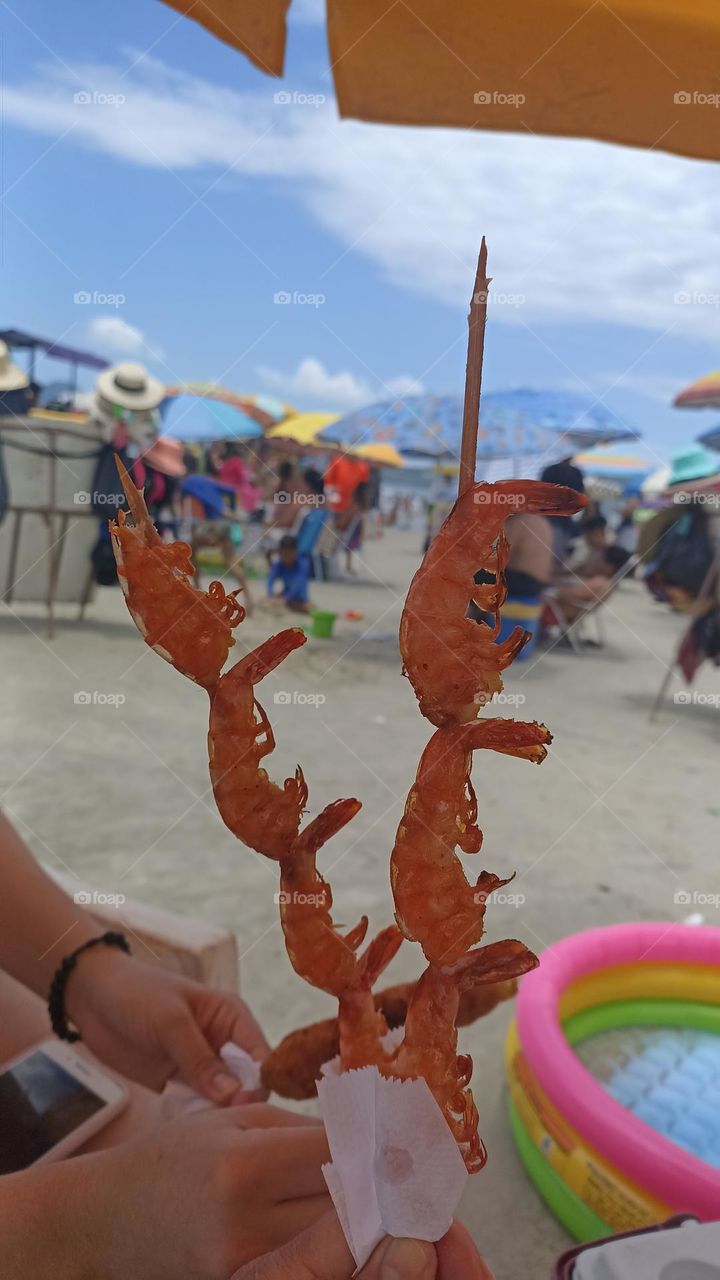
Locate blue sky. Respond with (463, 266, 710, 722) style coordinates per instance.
(3, 0, 720, 465)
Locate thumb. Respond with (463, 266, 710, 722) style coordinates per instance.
(163, 1011, 239, 1104)
(237, 1212, 436, 1280)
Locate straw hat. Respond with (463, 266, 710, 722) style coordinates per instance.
(96, 361, 164, 412)
(0, 340, 29, 392)
(142, 435, 186, 478)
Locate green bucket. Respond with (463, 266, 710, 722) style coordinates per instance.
(310, 609, 337, 638)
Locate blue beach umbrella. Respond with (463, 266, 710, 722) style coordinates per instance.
(161, 394, 262, 443)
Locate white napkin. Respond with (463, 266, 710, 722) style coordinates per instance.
(161, 1042, 263, 1117)
(317, 1049, 469, 1270)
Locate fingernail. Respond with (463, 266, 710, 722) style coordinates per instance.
(210, 1071, 239, 1101)
(379, 1237, 436, 1280)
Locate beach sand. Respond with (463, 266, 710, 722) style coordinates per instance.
(2, 524, 718, 1277)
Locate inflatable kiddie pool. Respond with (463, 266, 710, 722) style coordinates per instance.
(505, 923, 720, 1240)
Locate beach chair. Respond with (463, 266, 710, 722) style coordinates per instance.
(542, 554, 639, 654)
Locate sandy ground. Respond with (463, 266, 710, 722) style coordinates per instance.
(1, 524, 719, 1278)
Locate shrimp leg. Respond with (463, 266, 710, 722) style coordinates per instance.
(338, 924, 403, 1071)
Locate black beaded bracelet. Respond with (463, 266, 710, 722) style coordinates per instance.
(48, 931, 131, 1042)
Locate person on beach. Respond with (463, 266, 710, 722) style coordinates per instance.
(267, 534, 311, 612)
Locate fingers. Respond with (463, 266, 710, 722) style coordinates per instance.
(162, 1012, 241, 1105)
(269, 1193, 332, 1245)
(251, 1126, 330, 1199)
(360, 1238, 437, 1279)
(436, 1222, 494, 1279)
(195, 990, 271, 1065)
(233, 1211, 353, 1280)
(230, 1103, 324, 1130)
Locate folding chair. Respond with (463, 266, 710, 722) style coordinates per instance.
(542, 554, 639, 653)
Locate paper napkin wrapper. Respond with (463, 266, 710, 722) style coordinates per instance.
(317, 1044, 469, 1270)
(161, 1042, 263, 1116)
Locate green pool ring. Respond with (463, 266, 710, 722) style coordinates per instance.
(564, 998, 720, 1045)
(507, 1097, 611, 1242)
(508, 997, 720, 1240)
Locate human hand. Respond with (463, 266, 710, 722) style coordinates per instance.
(230, 1212, 494, 1279)
(84, 1106, 331, 1280)
(66, 947, 269, 1103)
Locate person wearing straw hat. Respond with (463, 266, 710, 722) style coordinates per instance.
(0, 340, 31, 419)
(89, 361, 165, 454)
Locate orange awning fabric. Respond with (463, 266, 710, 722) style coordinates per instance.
(328, 0, 720, 161)
(170, 0, 720, 162)
(161, 0, 291, 76)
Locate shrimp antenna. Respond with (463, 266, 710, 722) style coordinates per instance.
(459, 238, 492, 497)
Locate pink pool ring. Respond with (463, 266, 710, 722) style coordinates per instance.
(516, 922, 720, 1220)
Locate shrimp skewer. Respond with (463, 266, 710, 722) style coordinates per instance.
(399, 479, 587, 726)
(384, 939, 538, 1171)
(208, 630, 309, 860)
(391, 719, 551, 966)
(110, 458, 244, 689)
(338, 925, 404, 1071)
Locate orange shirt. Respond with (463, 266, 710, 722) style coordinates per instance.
(323, 456, 370, 512)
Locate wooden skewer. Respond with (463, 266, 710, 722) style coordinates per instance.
(458, 238, 492, 497)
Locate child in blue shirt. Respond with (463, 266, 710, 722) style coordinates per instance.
(267, 535, 311, 612)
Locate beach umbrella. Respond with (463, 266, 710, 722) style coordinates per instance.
(673, 373, 720, 409)
(162, 383, 279, 428)
(161, 394, 262, 443)
(265, 412, 340, 446)
(325, 389, 638, 460)
(352, 442, 404, 468)
(641, 465, 672, 496)
(573, 449, 653, 482)
(158, 1, 719, 163)
(698, 425, 720, 452)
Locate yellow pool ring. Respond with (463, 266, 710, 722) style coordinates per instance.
(559, 963, 720, 1020)
(505, 1020, 673, 1232)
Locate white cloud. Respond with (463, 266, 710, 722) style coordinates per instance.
(87, 315, 146, 355)
(257, 357, 371, 409)
(5, 58, 720, 340)
(384, 374, 425, 398)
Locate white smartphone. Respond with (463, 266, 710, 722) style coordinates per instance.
(0, 1039, 128, 1173)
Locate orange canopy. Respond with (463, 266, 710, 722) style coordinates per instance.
(161, 0, 720, 162)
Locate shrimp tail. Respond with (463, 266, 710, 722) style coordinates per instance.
(115, 456, 156, 539)
(358, 925, 404, 987)
(233, 629, 307, 684)
(294, 797, 362, 854)
(442, 938, 539, 990)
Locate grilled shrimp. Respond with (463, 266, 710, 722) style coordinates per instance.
(338, 925, 403, 1071)
(391, 719, 551, 966)
(399, 479, 586, 726)
(208, 630, 309, 859)
(110, 459, 243, 689)
(279, 798, 367, 994)
(384, 940, 538, 1171)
